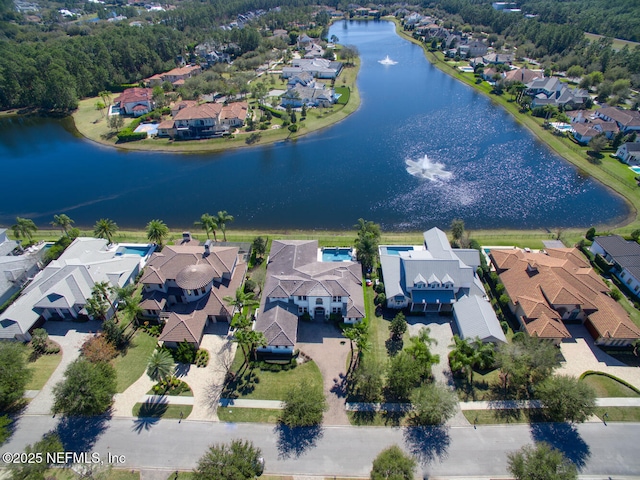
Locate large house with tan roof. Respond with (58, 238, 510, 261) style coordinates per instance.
(114, 87, 154, 116)
(140, 241, 246, 348)
(157, 101, 248, 139)
(145, 65, 202, 88)
(489, 247, 640, 346)
(256, 240, 365, 354)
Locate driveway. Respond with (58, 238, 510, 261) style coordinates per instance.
(297, 321, 350, 425)
(557, 324, 640, 389)
(25, 319, 103, 415)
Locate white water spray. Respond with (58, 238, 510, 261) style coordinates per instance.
(405, 155, 452, 181)
(378, 55, 398, 65)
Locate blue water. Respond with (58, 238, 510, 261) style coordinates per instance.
(322, 248, 353, 262)
(630, 166, 640, 174)
(116, 245, 151, 256)
(0, 21, 628, 231)
(381, 246, 415, 256)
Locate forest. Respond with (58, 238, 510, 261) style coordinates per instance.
(0, 0, 638, 112)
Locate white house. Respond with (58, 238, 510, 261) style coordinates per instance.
(616, 142, 640, 165)
(379, 228, 484, 313)
(591, 235, 640, 298)
(0, 238, 153, 341)
(0, 229, 42, 307)
(256, 240, 364, 354)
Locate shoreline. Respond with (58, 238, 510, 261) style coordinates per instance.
(386, 17, 640, 234)
(69, 61, 361, 154)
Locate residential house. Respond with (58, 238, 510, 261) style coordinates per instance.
(287, 72, 316, 88)
(256, 240, 365, 354)
(170, 100, 199, 117)
(464, 40, 488, 58)
(0, 229, 42, 307)
(490, 247, 640, 346)
(140, 241, 246, 348)
(566, 110, 592, 124)
(503, 68, 543, 85)
(591, 235, 640, 297)
(452, 294, 506, 344)
(591, 118, 619, 139)
(525, 76, 589, 109)
(572, 123, 600, 145)
(281, 85, 336, 108)
(162, 65, 202, 86)
(114, 88, 154, 117)
(282, 58, 343, 79)
(470, 53, 514, 68)
(379, 228, 484, 313)
(304, 43, 325, 59)
(158, 102, 248, 139)
(594, 106, 640, 133)
(0, 238, 153, 341)
(616, 142, 640, 165)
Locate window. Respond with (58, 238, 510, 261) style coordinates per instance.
(315, 298, 323, 305)
(332, 307, 339, 313)
(635, 285, 639, 292)
(187, 289, 193, 295)
(303, 307, 308, 313)
(201, 288, 206, 294)
(332, 296, 341, 302)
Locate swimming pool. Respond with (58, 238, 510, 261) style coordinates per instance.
(630, 166, 640, 174)
(551, 122, 573, 132)
(382, 246, 415, 256)
(322, 247, 353, 262)
(116, 245, 152, 257)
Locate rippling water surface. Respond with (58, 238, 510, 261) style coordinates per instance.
(0, 20, 628, 230)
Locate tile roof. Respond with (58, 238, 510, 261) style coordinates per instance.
(115, 87, 152, 106)
(490, 247, 639, 341)
(173, 103, 223, 121)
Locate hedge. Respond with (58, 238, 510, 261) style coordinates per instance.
(117, 130, 147, 142)
(259, 104, 283, 118)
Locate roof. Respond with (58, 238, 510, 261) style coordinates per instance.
(453, 294, 506, 343)
(596, 106, 640, 127)
(175, 263, 216, 290)
(258, 240, 364, 347)
(593, 235, 640, 281)
(254, 300, 298, 347)
(490, 247, 640, 341)
(0, 238, 145, 339)
(115, 87, 152, 106)
(503, 68, 543, 84)
(173, 103, 223, 121)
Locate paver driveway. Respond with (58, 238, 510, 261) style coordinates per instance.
(296, 321, 350, 425)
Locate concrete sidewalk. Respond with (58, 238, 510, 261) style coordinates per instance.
(219, 398, 284, 409)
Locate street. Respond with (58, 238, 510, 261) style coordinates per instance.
(2, 415, 640, 478)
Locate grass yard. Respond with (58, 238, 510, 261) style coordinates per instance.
(132, 403, 192, 419)
(581, 372, 640, 397)
(595, 407, 640, 422)
(462, 409, 530, 425)
(112, 331, 157, 393)
(26, 349, 62, 390)
(223, 351, 323, 401)
(453, 369, 502, 402)
(217, 407, 281, 423)
(366, 287, 390, 367)
(584, 33, 640, 51)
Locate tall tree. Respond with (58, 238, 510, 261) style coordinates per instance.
(251, 236, 267, 260)
(507, 443, 577, 480)
(370, 445, 416, 480)
(93, 218, 118, 244)
(450, 218, 466, 246)
(0, 342, 32, 410)
(223, 287, 259, 314)
(216, 210, 234, 241)
(354, 218, 381, 272)
(52, 359, 117, 415)
(146, 349, 175, 383)
(281, 379, 327, 427)
(51, 214, 74, 237)
(195, 213, 218, 241)
(11, 217, 38, 242)
(146, 219, 169, 247)
(194, 440, 264, 480)
(449, 335, 495, 384)
(410, 382, 458, 425)
(85, 281, 119, 323)
(536, 375, 596, 423)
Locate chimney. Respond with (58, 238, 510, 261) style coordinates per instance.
(204, 239, 212, 256)
(182, 232, 192, 244)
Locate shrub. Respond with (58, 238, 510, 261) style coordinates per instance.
(374, 281, 385, 294)
(244, 278, 257, 294)
(500, 321, 509, 334)
(175, 340, 197, 364)
(374, 292, 386, 306)
(586, 227, 596, 241)
(300, 312, 312, 322)
(495, 283, 505, 295)
(153, 376, 190, 395)
(116, 130, 147, 142)
(594, 253, 613, 272)
(610, 288, 622, 301)
(499, 294, 511, 307)
(195, 349, 210, 368)
(288, 124, 298, 133)
(81, 335, 117, 363)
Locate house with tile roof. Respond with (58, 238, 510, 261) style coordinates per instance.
(114, 87, 154, 116)
(591, 235, 640, 299)
(157, 101, 248, 139)
(0, 238, 152, 341)
(140, 241, 246, 348)
(490, 247, 640, 346)
(503, 68, 543, 85)
(256, 240, 365, 354)
(573, 123, 600, 145)
(282, 58, 343, 79)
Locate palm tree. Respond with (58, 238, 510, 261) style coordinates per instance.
(11, 217, 38, 242)
(216, 211, 234, 242)
(88, 281, 120, 323)
(117, 285, 143, 327)
(194, 213, 218, 241)
(223, 287, 259, 314)
(51, 214, 74, 237)
(146, 219, 169, 247)
(146, 349, 175, 383)
(93, 218, 118, 244)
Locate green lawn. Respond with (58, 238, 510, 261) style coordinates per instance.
(462, 409, 530, 425)
(26, 350, 62, 390)
(217, 407, 281, 423)
(223, 352, 322, 401)
(112, 331, 157, 393)
(453, 369, 502, 402)
(595, 407, 640, 422)
(581, 372, 640, 397)
(132, 403, 192, 419)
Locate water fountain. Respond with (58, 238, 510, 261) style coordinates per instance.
(378, 55, 398, 65)
(405, 155, 452, 181)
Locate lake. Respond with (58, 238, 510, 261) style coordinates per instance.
(0, 20, 628, 231)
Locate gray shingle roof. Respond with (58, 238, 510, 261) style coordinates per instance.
(453, 294, 506, 344)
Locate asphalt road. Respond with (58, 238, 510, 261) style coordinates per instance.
(2, 415, 640, 478)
